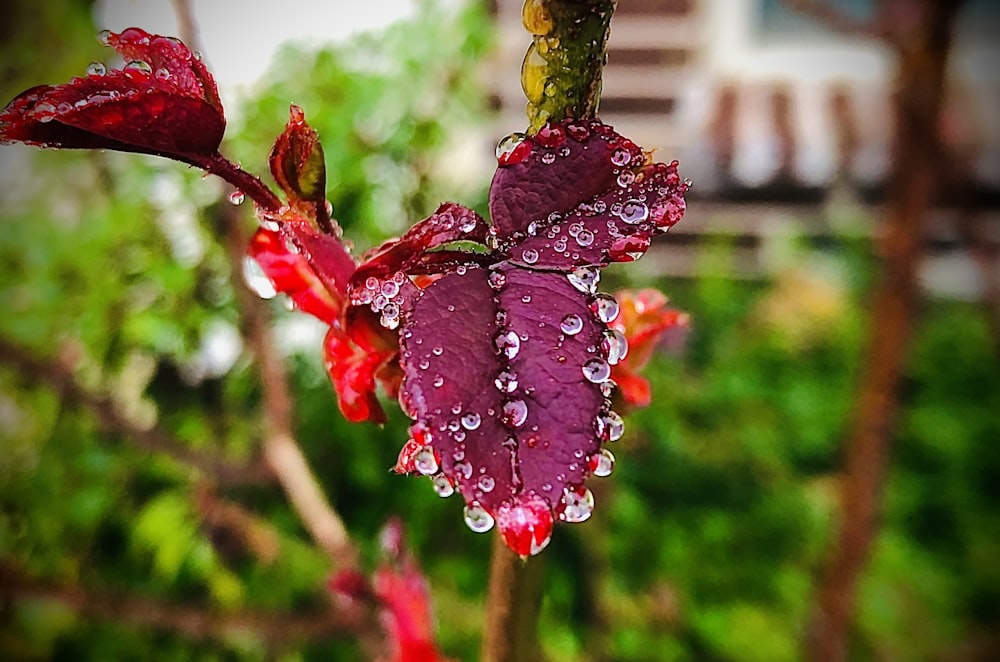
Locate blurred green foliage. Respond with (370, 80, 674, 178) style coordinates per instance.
(1, 1, 998, 661)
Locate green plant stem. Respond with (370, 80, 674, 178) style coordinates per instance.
(482, 536, 547, 662)
(522, 0, 617, 131)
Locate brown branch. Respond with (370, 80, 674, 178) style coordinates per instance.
(0, 561, 366, 646)
(805, 2, 964, 660)
(169, 0, 202, 53)
(481, 535, 546, 662)
(216, 202, 358, 570)
(0, 337, 271, 487)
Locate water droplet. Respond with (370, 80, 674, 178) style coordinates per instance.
(576, 229, 595, 247)
(568, 223, 583, 237)
(536, 123, 566, 148)
(522, 0, 554, 34)
(433, 375, 445, 388)
(380, 279, 399, 298)
(455, 460, 474, 480)
(478, 475, 496, 493)
(602, 329, 629, 365)
(242, 256, 277, 299)
(541, 152, 556, 165)
(228, 190, 245, 205)
(589, 449, 616, 477)
(380, 303, 400, 329)
(611, 147, 632, 167)
(496, 132, 531, 166)
(34, 102, 56, 122)
(590, 293, 620, 323)
(521, 294, 532, 304)
(617, 170, 636, 188)
(97, 30, 112, 46)
(495, 369, 519, 393)
(566, 122, 590, 141)
(464, 502, 495, 533)
(154, 67, 171, 81)
(502, 399, 529, 427)
(413, 446, 439, 476)
(86, 61, 107, 76)
(461, 412, 482, 431)
(567, 265, 600, 294)
(618, 199, 649, 224)
(559, 485, 595, 523)
(432, 346, 444, 356)
(123, 60, 153, 76)
(582, 358, 611, 383)
(488, 270, 507, 291)
(608, 234, 651, 262)
(521, 248, 539, 265)
(598, 410, 625, 442)
(432, 474, 454, 497)
(560, 313, 584, 336)
(495, 330, 521, 360)
(521, 42, 548, 104)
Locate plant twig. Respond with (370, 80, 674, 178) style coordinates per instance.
(482, 535, 546, 662)
(805, 2, 964, 659)
(0, 561, 365, 645)
(0, 337, 271, 487)
(217, 201, 358, 570)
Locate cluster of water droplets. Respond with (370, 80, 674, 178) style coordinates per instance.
(350, 271, 409, 330)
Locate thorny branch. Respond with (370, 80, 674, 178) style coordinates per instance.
(0, 561, 366, 646)
(216, 201, 359, 570)
(0, 337, 272, 487)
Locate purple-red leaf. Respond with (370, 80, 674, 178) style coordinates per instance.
(396, 261, 619, 556)
(0, 28, 225, 165)
(489, 119, 688, 270)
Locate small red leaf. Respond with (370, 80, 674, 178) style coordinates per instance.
(268, 104, 331, 229)
(0, 28, 225, 165)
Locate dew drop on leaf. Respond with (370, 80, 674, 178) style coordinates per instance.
(559, 485, 595, 523)
(588, 448, 615, 477)
(598, 410, 625, 442)
(602, 329, 629, 365)
(502, 399, 529, 427)
(478, 475, 496, 493)
(494, 369, 519, 393)
(431, 474, 454, 497)
(521, 248, 539, 265)
(496, 132, 531, 166)
(560, 313, 584, 336)
(495, 330, 521, 360)
(618, 199, 649, 224)
(413, 446, 439, 475)
(567, 265, 600, 294)
(86, 61, 107, 76)
(582, 357, 611, 383)
(463, 502, 495, 533)
(461, 412, 482, 431)
(228, 190, 245, 205)
(590, 293, 620, 323)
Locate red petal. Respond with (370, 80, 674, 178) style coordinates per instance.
(247, 227, 343, 324)
(323, 327, 393, 424)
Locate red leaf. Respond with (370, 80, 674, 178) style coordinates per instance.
(268, 104, 331, 229)
(0, 28, 224, 165)
(396, 263, 620, 555)
(489, 119, 688, 269)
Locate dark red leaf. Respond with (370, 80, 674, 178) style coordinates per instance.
(396, 262, 622, 555)
(489, 119, 688, 270)
(0, 28, 224, 165)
